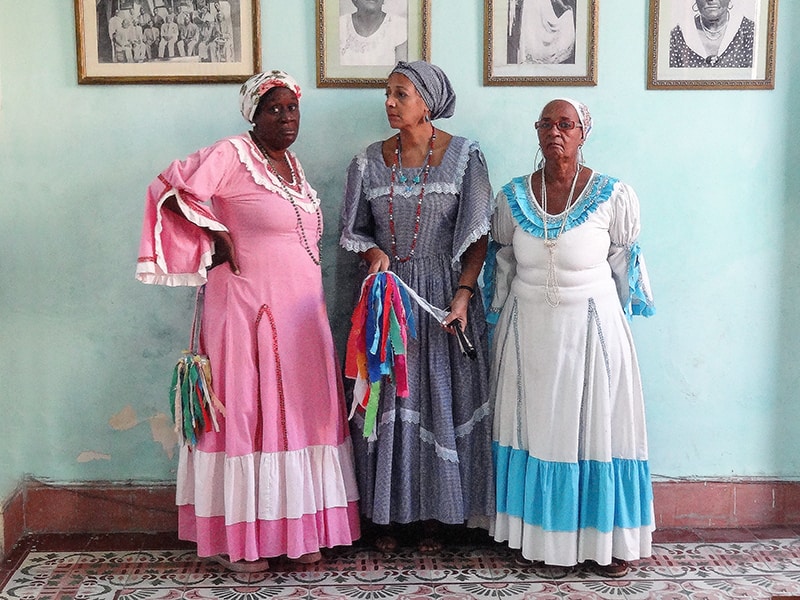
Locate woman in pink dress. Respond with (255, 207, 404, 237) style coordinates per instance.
(137, 70, 361, 572)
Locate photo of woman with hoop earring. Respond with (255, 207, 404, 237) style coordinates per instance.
(669, 0, 755, 68)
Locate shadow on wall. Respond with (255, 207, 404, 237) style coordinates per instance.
(774, 6, 800, 475)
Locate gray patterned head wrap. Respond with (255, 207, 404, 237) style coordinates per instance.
(239, 70, 302, 123)
(390, 61, 456, 120)
(541, 98, 593, 140)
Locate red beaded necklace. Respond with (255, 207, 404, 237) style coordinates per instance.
(250, 132, 322, 266)
(388, 125, 436, 263)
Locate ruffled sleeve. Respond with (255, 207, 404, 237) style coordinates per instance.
(339, 149, 379, 254)
(607, 182, 655, 318)
(483, 188, 518, 336)
(136, 140, 233, 286)
(451, 141, 493, 268)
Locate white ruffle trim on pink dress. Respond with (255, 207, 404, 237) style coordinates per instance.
(176, 438, 359, 523)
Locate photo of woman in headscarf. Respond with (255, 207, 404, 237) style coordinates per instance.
(506, 0, 577, 65)
(669, 0, 755, 68)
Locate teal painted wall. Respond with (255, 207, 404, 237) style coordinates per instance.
(1, 1, 798, 503)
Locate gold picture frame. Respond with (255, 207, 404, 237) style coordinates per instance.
(484, 0, 598, 86)
(75, 0, 261, 84)
(647, 0, 778, 90)
(316, 0, 431, 88)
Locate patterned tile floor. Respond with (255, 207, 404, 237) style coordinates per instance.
(2, 527, 800, 599)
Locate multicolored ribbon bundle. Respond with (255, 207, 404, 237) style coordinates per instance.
(168, 285, 226, 447)
(345, 272, 420, 439)
(169, 351, 225, 446)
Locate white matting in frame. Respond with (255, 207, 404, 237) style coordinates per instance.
(316, 0, 430, 88)
(75, 0, 261, 84)
(647, 0, 778, 89)
(484, 0, 598, 86)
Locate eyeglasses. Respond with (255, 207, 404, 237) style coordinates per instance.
(534, 120, 583, 131)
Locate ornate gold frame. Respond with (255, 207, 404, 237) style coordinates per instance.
(316, 0, 431, 88)
(74, 0, 261, 84)
(647, 0, 778, 90)
(484, 0, 598, 86)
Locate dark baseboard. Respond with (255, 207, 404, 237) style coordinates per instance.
(3, 478, 800, 561)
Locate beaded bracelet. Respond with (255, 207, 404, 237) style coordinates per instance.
(456, 284, 475, 297)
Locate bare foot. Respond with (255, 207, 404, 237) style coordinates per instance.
(417, 537, 443, 554)
(417, 520, 443, 554)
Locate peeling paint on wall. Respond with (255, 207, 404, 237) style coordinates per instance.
(108, 405, 179, 459)
(77, 451, 111, 463)
(109, 405, 139, 431)
(149, 413, 179, 459)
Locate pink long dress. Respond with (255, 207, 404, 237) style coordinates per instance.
(137, 134, 361, 561)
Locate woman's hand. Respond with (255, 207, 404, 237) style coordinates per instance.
(361, 247, 390, 274)
(442, 234, 486, 333)
(210, 230, 240, 275)
(443, 287, 472, 333)
(162, 195, 240, 276)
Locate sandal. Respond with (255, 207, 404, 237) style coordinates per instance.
(374, 535, 399, 553)
(292, 551, 322, 564)
(593, 558, 630, 578)
(211, 554, 270, 573)
(513, 552, 544, 567)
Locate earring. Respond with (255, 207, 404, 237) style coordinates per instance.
(534, 146, 543, 170)
(578, 146, 585, 166)
(692, 2, 698, 12)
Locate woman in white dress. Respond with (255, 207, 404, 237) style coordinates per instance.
(339, 0, 408, 66)
(517, 0, 576, 64)
(486, 98, 655, 578)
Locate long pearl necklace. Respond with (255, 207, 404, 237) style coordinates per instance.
(699, 12, 728, 40)
(388, 126, 436, 262)
(250, 132, 322, 266)
(541, 165, 581, 307)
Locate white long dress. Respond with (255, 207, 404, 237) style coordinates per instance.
(519, 0, 576, 64)
(486, 171, 655, 567)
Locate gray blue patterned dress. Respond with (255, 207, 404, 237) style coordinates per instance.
(339, 135, 495, 525)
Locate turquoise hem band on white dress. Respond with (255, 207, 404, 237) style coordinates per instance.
(494, 442, 654, 533)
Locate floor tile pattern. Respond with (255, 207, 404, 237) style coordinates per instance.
(3, 535, 800, 599)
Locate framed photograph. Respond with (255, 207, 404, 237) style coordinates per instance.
(316, 0, 431, 88)
(74, 0, 261, 84)
(484, 0, 598, 86)
(647, 0, 778, 90)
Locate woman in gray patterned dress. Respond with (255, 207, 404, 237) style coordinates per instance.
(339, 61, 495, 553)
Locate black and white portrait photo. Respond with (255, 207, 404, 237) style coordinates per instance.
(94, 0, 241, 65)
(506, 0, 577, 65)
(484, 0, 596, 86)
(338, 0, 409, 67)
(75, 0, 260, 83)
(668, 0, 755, 68)
(646, 0, 777, 89)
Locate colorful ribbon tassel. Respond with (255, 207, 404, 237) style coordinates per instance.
(169, 351, 225, 446)
(345, 272, 417, 439)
